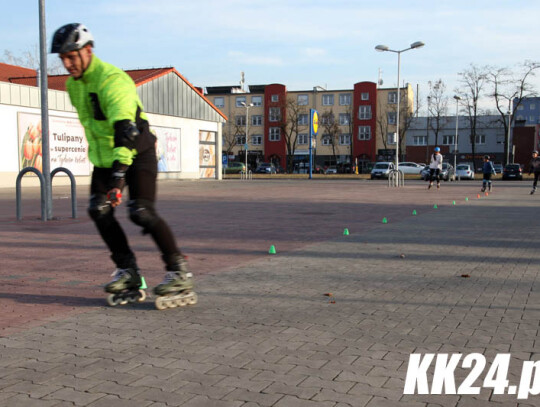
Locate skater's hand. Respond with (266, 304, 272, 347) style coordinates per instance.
(107, 188, 123, 207)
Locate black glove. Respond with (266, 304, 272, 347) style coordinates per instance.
(109, 161, 129, 191)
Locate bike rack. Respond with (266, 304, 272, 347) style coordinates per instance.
(240, 170, 253, 180)
(388, 170, 404, 187)
(51, 167, 77, 219)
(16, 167, 77, 221)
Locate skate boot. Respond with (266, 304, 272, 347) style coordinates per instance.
(488, 184, 492, 192)
(154, 255, 197, 310)
(531, 188, 536, 195)
(436, 182, 440, 190)
(481, 186, 486, 192)
(428, 182, 433, 190)
(105, 268, 146, 306)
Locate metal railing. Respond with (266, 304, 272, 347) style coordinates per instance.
(240, 170, 253, 180)
(388, 170, 404, 187)
(16, 167, 77, 221)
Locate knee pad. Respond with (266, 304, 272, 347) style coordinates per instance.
(88, 194, 113, 224)
(128, 200, 160, 233)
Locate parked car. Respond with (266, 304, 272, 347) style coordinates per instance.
(493, 163, 503, 174)
(275, 165, 286, 174)
(224, 161, 246, 174)
(370, 162, 395, 179)
(325, 165, 338, 174)
(421, 163, 454, 181)
(255, 162, 277, 174)
(502, 164, 523, 180)
(455, 164, 475, 180)
(397, 162, 424, 175)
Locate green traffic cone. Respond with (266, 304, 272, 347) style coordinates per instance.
(452, 200, 456, 205)
(140, 276, 147, 290)
(269, 245, 276, 254)
(412, 210, 417, 215)
(433, 204, 438, 209)
(465, 197, 469, 201)
(343, 228, 350, 236)
(382, 217, 388, 224)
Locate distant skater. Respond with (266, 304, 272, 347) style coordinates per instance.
(480, 155, 495, 192)
(428, 147, 443, 190)
(529, 150, 540, 195)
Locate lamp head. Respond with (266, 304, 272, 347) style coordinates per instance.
(375, 45, 389, 52)
(410, 41, 425, 49)
(453, 95, 461, 101)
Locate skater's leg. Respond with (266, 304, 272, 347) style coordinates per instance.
(533, 173, 540, 194)
(88, 168, 136, 269)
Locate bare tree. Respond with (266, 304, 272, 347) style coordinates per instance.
(487, 60, 540, 164)
(456, 64, 489, 171)
(427, 79, 449, 147)
(2, 47, 66, 75)
(222, 123, 244, 160)
(320, 109, 341, 166)
(278, 97, 308, 172)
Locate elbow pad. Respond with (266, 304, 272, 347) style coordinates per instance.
(114, 120, 139, 149)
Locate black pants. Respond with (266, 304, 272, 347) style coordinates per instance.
(429, 168, 440, 182)
(89, 147, 181, 270)
(534, 172, 540, 189)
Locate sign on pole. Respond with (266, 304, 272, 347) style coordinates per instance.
(309, 109, 318, 179)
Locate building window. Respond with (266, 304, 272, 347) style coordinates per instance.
(387, 112, 396, 125)
(298, 114, 309, 125)
(321, 114, 334, 125)
(271, 94, 279, 102)
(388, 92, 397, 104)
(358, 126, 371, 140)
(339, 113, 351, 126)
(251, 135, 262, 145)
(252, 115, 263, 126)
(517, 105, 524, 111)
(269, 107, 281, 122)
(530, 116, 536, 123)
(322, 135, 332, 145)
(475, 135, 486, 144)
(387, 132, 397, 145)
(339, 134, 351, 145)
(251, 96, 262, 106)
(236, 96, 246, 107)
(297, 94, 309, 105)
(214, 97, 224, 108)
(235, 115, 246, 126)
(298, 134, 308, 145)
(340, 93, 352, 105)
(322, 94, 334, 106)
(442, 135, 455, 145)
(269, 127, 281, 141)
(358, 105, 372, 120)
(530, 103, 536, 110)
(413, 136, 427, 146)
(361, 93, 369, 101)
(235, 135, 246, 145)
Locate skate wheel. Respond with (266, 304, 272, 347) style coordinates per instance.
(167, 297, 177, 308)
(138, 289, 147, 302)
(175, 296, 187, 307)
(187, 292, 198, 305)
(106, 294, 120, 307)
(155, 296, 167, 310)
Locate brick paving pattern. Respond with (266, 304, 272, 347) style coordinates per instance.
(0, 179, 539, 406)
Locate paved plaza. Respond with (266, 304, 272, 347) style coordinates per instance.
(1, 179, 540, 406)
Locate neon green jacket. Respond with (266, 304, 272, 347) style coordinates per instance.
(66, 55, 149, 168)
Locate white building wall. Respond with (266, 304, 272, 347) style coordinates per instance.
(0, 82, 222, 188)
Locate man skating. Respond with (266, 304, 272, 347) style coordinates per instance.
(529, 150, 540, 195)
(51, 23, 194, 307)
(480, 155, 495, 192)
(428, 147, 443, 189)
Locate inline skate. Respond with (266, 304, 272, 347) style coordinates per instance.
(154, 255, 197, 310)
(104, 267, 147, 306)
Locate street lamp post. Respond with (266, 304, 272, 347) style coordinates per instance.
(453, 95, 461, 180)
(426, 96, 431, 163)
(375, 41, 425, 187)
(240, 102, 254, 176)
(506, 102, 512, 165)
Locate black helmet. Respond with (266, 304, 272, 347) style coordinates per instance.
(51, 23, 94, 54)
(484, 155, 490, 159)
(533, 150, 539, 155)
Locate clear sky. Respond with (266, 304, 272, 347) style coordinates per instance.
(1, 0, 539, 112)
